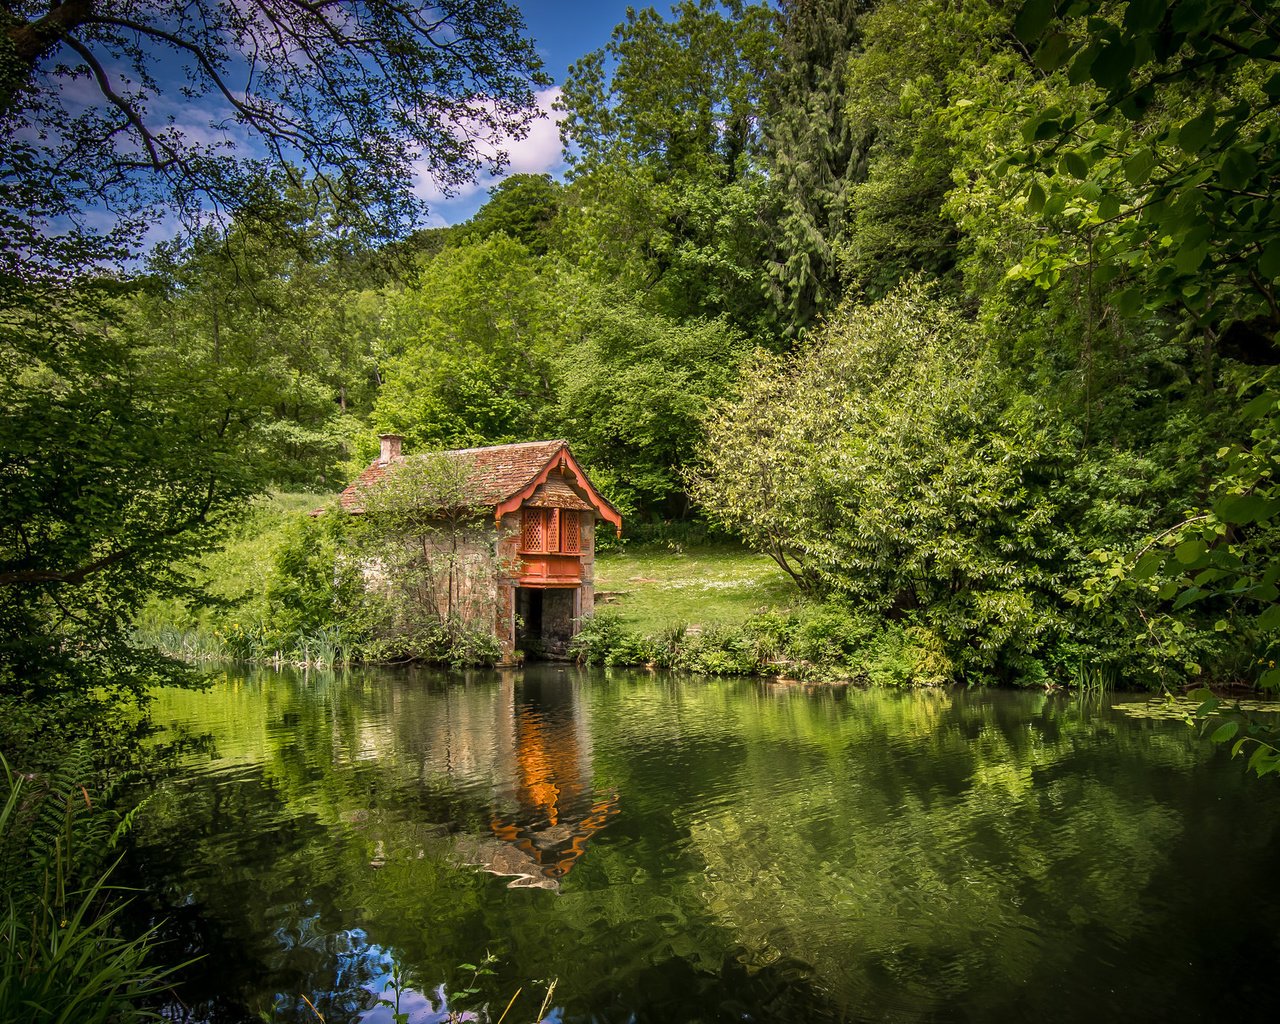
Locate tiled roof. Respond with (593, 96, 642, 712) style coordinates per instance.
(336, 439, 571, 514)
(525, 476, 596, 511)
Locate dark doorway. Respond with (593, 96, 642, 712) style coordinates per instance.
(515, 587, 544, 656)
(515, 587, 578, 658)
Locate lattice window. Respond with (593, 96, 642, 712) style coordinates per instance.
(547, 509, 560, 553)
(560, 511, 580, 553)
(521, 509, 544, 552)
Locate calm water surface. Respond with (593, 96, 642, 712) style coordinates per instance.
(128, 665, 1280, 1023)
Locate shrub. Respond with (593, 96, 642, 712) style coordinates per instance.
(788, 604, 876, 668)
(677, 623, 759, 676)
(568, 613, 654, 666)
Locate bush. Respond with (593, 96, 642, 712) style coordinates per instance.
(677, 623, 759, 676)
(568, 613, 654, 666)
(569, 604, 962, 686)
(692, 284, 1228, 689)
(787, 604, 876, 667)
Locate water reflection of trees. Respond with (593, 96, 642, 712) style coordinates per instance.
(131, 668, 1280, 1023)
(134, 666, 628, 1019)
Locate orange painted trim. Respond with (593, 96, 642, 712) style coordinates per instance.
(494, 446, 623, 537)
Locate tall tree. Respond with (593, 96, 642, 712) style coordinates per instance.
(372, 234, 562, 452)
(840, 0, 1009, 301)
(557, 0, 777, 331)
(761, 0, 867, 337)
(0, 1, 546, 764)
(0, 0, 547, 273)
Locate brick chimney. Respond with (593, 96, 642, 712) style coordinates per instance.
(378, 434, 403, 464)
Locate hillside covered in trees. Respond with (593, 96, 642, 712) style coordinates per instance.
(4, 0, 1279, 747)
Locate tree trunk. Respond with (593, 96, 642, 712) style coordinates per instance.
(2, 0, 95, 116)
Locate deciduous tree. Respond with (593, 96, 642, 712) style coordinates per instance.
(0, 0, 547, 272)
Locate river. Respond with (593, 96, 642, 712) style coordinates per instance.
(126, 664, 1280, 1023)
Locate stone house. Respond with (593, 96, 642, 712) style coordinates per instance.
(335, 435, 622, 661)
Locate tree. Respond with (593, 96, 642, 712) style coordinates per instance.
(131, 186, 389, 488)
(1007, 0, 1280, 345)
(554, 290, 748, 519)
(839, 0, 1009, 301)
(1007, 0, 1280, 765)
(557, 0, 777, 331)
(760, 0, 867, 336)
(0, 0, 547, 272)
(692, 284, 1209, 684)
(0, 1, 545, 764)
(372, 234, 562, 452)
(0, 283, 262, 762)
(461, 174, 564, 256)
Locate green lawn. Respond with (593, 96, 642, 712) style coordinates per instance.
(593, 543, 800, 633)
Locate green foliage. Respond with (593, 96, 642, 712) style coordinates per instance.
(1008, 0, 1279, 337)
(373, 235, 562, 451)
(460, 175, 565, 255)
(555, 295, 748, 517)
(568, 602, 959, 687)
(131, 195, 388, 487)
(760, 0, 866, 335)
(567, 613, 656, 668)
(0, 283, 264, 751)
(557, 0, 778, 332)
(1185, 687, 1280, 778)
(0, 752, 176, 1022)
(265, 511, 368, 653)
(676, 623, 759, 676)
(840, 0, 1011, 300)
(694, 284, 1224, 685)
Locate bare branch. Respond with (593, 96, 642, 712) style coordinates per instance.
(62, 35, 170, 172)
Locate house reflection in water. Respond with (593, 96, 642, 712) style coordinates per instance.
(454, 672, 619, 890)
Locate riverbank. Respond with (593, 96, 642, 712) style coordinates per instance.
(133, 493, 818, 672)
(130, 496, 1125, 688)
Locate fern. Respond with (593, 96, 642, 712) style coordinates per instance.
(0, 753, 178, 1022)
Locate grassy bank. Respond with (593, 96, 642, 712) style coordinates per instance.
(134, 492, 341, 666)
(136, 496, 806, 669)
(593, 544, 798, 633)
(135, 507, 971, 687)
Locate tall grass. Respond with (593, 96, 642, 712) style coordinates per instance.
(0, 752, 180, 1022)
(1074, 662, 1117, 695)
(132, 623, 232, 663)
(133, 621, 358, 670)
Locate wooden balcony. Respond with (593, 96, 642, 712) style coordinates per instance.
(518, 553, 583, 587)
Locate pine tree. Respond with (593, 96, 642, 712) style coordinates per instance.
(762, 0, 868, 339)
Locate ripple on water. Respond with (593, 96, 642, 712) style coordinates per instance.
(130, 668, 1280, 1024)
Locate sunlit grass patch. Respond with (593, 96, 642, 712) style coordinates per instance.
(593, 544, 798, 633)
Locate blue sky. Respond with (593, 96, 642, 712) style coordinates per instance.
(422, 1, 636, 227)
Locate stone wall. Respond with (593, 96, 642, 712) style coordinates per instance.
(385, 510, 604, 664)
(579, 518, 596, 618)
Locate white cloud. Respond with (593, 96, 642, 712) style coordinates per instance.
(503, 87, 566, 175)
(412, 87, 567, 217)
